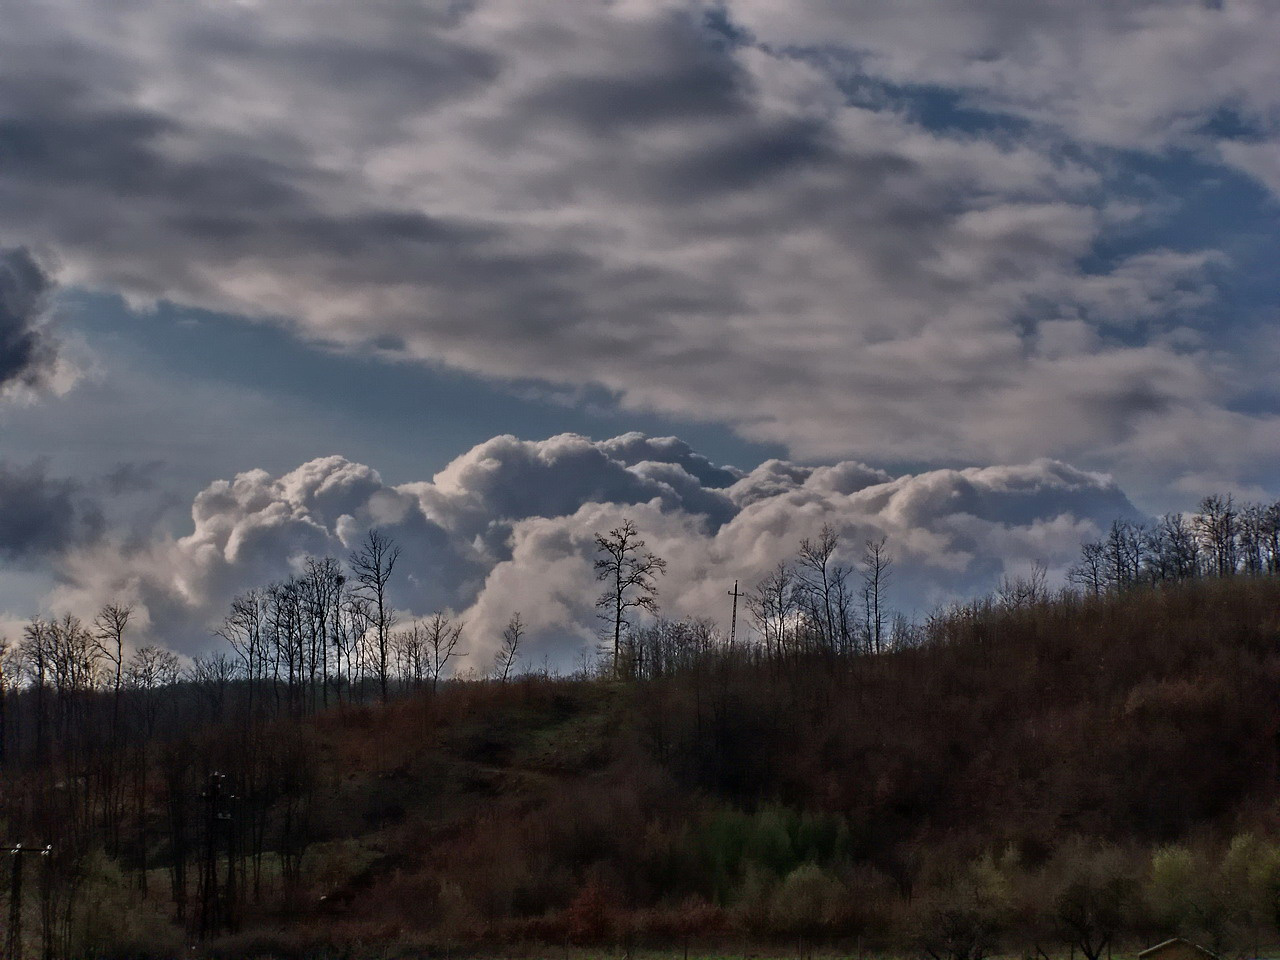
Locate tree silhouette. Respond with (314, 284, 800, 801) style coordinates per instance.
(349, 529, 400, 702)
(594, 519, 666, 676)
(494, 612, 523, 682)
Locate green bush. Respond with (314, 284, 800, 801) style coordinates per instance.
(768, 863, 851, 939)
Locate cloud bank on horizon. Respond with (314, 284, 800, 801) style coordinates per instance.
(46, 433, 1137, 665)
(1, 0, 1279, 494)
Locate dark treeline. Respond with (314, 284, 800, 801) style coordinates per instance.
(0, 529, 466, 958)
(616, 522, 896, 682)
(1, 504, 1279, 958)
(1068, 494, 1280, 594)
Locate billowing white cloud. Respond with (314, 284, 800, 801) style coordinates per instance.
(47, 433, 1137, 667)
(1, 0, 1277, 492)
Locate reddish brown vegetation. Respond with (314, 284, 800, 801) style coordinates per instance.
(4, 576, 1280, 957)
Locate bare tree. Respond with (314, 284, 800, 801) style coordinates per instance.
(594, 519, 667, 676)
(20, 616, 51, 764)
(92, 601, 132, 850)
(1264, 502, 1280, 574)
(749, 562, 797, 661)
(185, 652, 237, 723)
(796, 525, 839, 650)
(1150, 513, 1200, 583)
(338, 593, 374, 703)
(1195, 494, 1237, 577)
(423, 611, 465, 693)
(128, 645, 181, 692)
(349, 529, 401, 702)
(93, 603, 132, 703)
(46, 613, 100, 694)
(997, 560, 1046, 611)
(861, 537, 894, 653)
(266, 578, 305, 715)
(124, 643, 180, 894)
(299, 556, 345, 708)
(219, 588, 268, 722)
(494, 612, 524, 682)
(391, 620, 428, 689)
(626, 616, 718, 679)
(795, 524, 856, 654)
(1103, 519, 1146, 589)
(93, 602, 131, 744)
(43, 614, 101, 771)
(1236, 502, 1269, 575)
(0, 633, 13, 766)
(1068, 541, 1106, 597)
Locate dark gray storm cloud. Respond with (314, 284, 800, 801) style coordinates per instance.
(0, 459, 102, 559)
(0, 247, 59, 392)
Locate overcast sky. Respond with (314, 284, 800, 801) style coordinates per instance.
(2, 0, 1279, 662)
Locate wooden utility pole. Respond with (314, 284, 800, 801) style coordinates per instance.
(727, 580, 743, 648)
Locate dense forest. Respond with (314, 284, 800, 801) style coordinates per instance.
(2, 495, 1280, 959)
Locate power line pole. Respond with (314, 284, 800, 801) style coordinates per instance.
(198, 773, 237, 939)
(726, 580, 743, 648)
(6, 843, 53, 960)
(6, 846, 21, 960)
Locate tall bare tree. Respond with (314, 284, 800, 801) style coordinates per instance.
(93, 603, 131, 701)
(392, 620, 428, 688)
(21, 616, 51, 765)
(594, 519, 667, 676)
(1068, 541, 1106, 597)
(300, 556, 345, 708)
(338, 593, 374, 703)
(185, 652, 236, 724)
(93, 601, 132, 850)
(749, 562, 797, 661)
(795, 524, 855, 654)
(92, 602, 130, 723)
(1151, 513, 1200, 582)
(220, 588, 267, 720)
(349, 529, 401, 702)
(1195, 494, 1238, 578)
(861, 537, 893, 654)
(0, 633, 13, 766)
(1103, 519, 1147, 589)
(494, 612, 524, 682)
(423, 611, 465, 693)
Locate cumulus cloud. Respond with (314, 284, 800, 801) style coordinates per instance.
(0, 0, 1276, 487)
(0, 247, 62, 396)
(47, 433, 1137, 666)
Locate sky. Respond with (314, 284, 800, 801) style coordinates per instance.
(2, 0, 1279, 666)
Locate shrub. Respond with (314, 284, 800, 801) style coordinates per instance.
(564, 879, 613, 944)
(1146, 845, 1224, 948)
(769, 863, 852, 941)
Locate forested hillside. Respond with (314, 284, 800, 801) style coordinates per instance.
(2, 570, 1280, 959)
